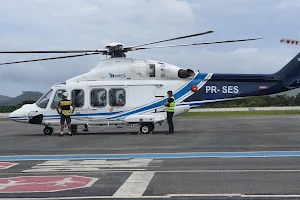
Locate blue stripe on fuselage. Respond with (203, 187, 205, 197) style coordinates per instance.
(10, 73, 208, 120)
(107, 73, 208, 119)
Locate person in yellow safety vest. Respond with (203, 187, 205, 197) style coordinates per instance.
(56, 91, 75, 137)
(164, 90, 175, 134)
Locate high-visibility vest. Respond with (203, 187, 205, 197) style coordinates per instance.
(165, 96, 175, 113)
(60, 99, 73, 116)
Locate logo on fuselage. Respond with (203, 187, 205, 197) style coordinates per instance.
(109, 73, 126, 78)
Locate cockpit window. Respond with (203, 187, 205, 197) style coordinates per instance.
(36, 89, 53, 109)
(51, 90, 67, 109)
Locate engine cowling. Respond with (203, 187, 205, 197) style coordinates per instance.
(178, 69, 195, 78)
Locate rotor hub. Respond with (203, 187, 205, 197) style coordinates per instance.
(105, 43, 126, 58)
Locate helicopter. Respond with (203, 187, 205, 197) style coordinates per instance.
(2, 31, 300, 135)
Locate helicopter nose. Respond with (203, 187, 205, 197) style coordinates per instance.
(9, 106, 30, 122)
(9, 109, 20, 121)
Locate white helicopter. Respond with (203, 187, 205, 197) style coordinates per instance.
(2, 31, 300, 135)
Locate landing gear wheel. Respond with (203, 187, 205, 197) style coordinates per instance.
(71, 125, 77, 134)
(43, 127, 53, 135)
(149, 124, 155, 131)
(140, 124, 153, 134)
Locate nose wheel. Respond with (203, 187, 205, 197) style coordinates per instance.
(43, 126, 53, 135)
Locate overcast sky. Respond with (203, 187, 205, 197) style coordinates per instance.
(0, 0, 300, 97)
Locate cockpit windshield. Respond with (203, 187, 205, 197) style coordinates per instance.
(36, 89, 53, 109)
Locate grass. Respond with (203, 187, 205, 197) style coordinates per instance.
(180, 110, 300, 117)
(0, 118, 10, 121)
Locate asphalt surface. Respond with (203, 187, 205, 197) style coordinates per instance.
(0, 115, 300, 199)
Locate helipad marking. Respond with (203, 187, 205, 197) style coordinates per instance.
(1, 151, 300, 161)
(0, 162, 18, 169)
(22, 159, 157, 173)
(113, 171, 155, 197)
(0, 175, 98, 193)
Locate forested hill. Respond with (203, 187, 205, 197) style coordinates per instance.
(0, 95, 11, 102)
(0, 91, 43, 106)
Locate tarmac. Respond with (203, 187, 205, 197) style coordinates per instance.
(0, 115, 300, 199)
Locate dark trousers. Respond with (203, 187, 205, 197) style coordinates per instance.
(167, 112, 174, 133)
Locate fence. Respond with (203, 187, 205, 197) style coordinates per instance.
(0, 113, 9, 118)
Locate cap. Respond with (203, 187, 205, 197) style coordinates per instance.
(62, 91, 68, 97)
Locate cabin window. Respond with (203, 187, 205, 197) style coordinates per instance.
(109, 88, 125, 107)
(91, 89, 107, 107)
(36, 89, 53, 109)
(149, 64, 155, 77)
(51, 89, 67, 109)
(72, 90, 84, 108)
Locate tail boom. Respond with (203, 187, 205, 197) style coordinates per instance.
(182, 52, 300, 105)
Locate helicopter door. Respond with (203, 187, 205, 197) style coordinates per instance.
(128, 85, 155, 109)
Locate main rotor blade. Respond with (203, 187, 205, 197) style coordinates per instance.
(125, 30, 214, 50)
(0, 49, 107, 53)
(0, 52, 102, 65)
(131, 38, 263, 51)
(280, 38, 300, 45)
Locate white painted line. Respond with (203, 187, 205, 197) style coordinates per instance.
(155, 169, 300, 173)
(168, 193, 242, 197)
(23, 159, 157, 173)
(22, 168, 146, 172)
(241, 194, 300, 198)
(20, 169, 300, 173)
(0, 162, 18, 169)
(168, 194, 300, 198)
(0, 196, 169, 199)
(2, 194, 300, 199)
(113, 171, 155, 197)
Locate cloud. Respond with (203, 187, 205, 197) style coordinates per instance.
(276, 0, 300, 9)
(0, 0, 299, 97)
(132, 46, 299, 75)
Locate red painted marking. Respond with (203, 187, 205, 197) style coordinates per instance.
(259, 86, 269, 89)
(0, 175, 98, 193)
(0, 162, 18, 169)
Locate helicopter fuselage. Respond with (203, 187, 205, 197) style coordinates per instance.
(8, 53, 300, 134)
